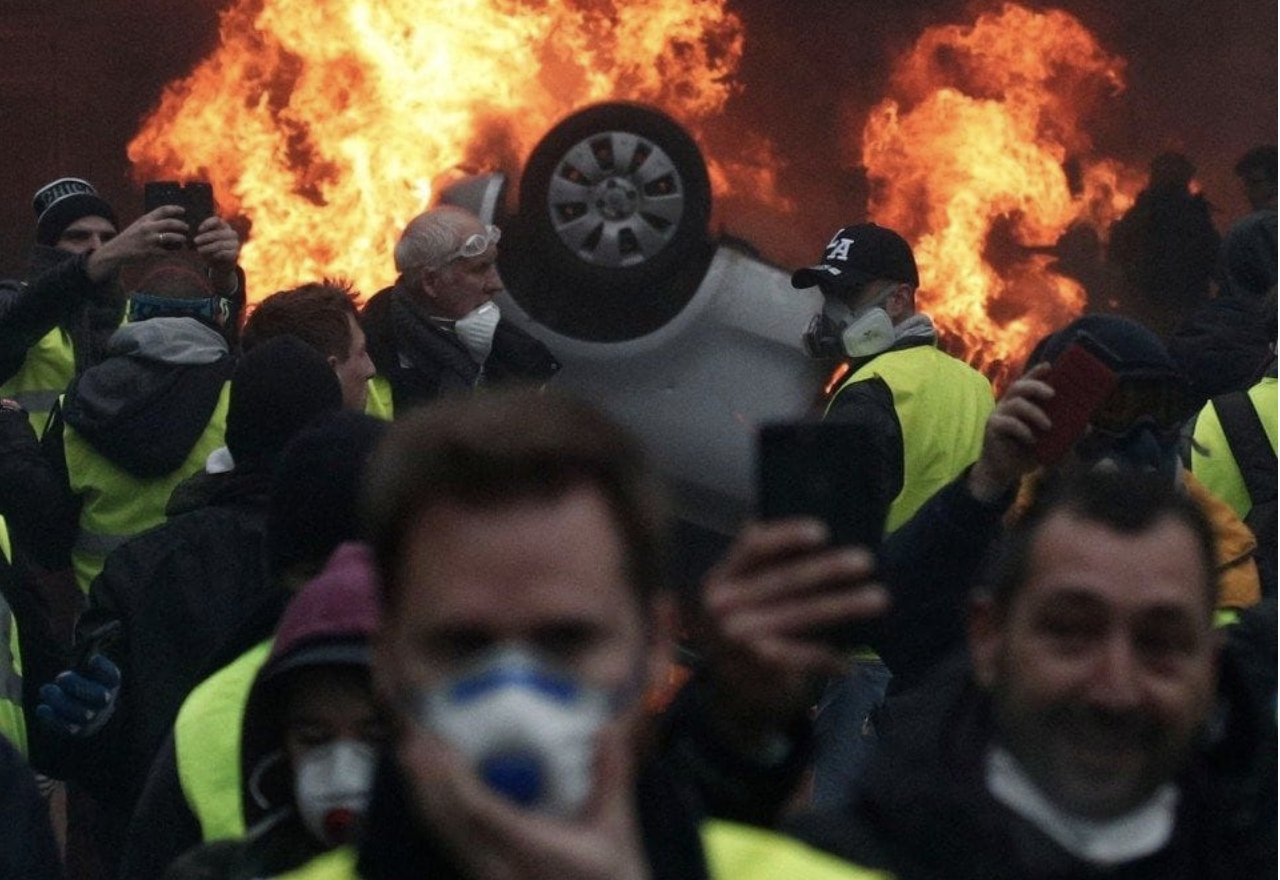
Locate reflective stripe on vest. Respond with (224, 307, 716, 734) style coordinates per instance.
(272, 821, 890, 880)
(828, 345, 993, 533)
(65, 382, 232, 593)
(0, 327, 74, 438)
(0, 518, 27, 756)
(176, 640, 272, 842)
(365, 375, 395, 420)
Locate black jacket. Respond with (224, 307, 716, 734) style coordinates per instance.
(0, 246, 124, 386)
(788, 649, 1275, 880)
(0, 734, 63, 880)
(361, 282, 559, 413)
(352, 753, 709, 880)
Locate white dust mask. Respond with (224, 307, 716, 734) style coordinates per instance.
(293, 738, 377, 846)
(453, 301, 501, 365)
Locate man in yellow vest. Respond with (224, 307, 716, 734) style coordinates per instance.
(271, 388, 885, 880)
(791, 222, 994, 806)
(45, 260, 240, 593)
(0, 177, 243, 438)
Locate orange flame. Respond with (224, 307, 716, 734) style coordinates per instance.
(858, 2, 1141, 387)
(127, 0, 753, 300)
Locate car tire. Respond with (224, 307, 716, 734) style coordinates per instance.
(511, 102, 713, 341)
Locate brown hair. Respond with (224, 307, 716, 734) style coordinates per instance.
(361, 387, 669, 611)
(242, 278, 360, 360)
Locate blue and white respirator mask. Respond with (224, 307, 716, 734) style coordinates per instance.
(413, 645, 632, 817)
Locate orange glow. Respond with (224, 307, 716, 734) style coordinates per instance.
(127, 0, 753, 301)
(858, 3, 1141, 388)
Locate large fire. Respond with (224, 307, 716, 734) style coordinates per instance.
(127, 0, 752, 300)
(859, 2, 1141, 385)
(129, 0, 1139, 384)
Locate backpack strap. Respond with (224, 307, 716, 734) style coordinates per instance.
(1211, 391, 1277, 509)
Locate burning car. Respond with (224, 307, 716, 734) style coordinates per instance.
(440, 102, 828, 562)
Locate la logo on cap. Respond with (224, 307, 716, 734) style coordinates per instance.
(826, 231, 856, 263)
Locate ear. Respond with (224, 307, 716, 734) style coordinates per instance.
(885, 284, 914, 322)
(967, 594, 1003, 690)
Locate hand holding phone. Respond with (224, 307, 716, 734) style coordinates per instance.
(144, 181, 215, 245)
(1033, 335, 1120, 465)
(756, 419, 890, 650)
(757, 420, 889, 550)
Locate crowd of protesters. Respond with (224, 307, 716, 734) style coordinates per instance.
(0, 143, 1274, 880)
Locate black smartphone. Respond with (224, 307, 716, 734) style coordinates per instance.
(1033, 333, 1121, 465)
(71, 619, 121, 673)
(757, 419, 889, 649)
(757, 419, 889, 551)
(143, 181, 215, 243)
(182, 182, 215, 237)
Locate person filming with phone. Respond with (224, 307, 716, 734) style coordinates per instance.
(0, 177, 242, 440)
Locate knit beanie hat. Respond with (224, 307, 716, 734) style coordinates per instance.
(226, 335, 343, 471)
(33, 177, 118, 246)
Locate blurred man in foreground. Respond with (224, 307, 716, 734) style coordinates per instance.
(279, 388, 885, 879)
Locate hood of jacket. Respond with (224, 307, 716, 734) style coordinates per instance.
(240, 542, 381, 829)
(62, 317, 232, 477)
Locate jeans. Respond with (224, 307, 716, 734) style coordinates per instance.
(810, 659, 892, 809)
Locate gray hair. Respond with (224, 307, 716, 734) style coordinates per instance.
(393, 205, 477, 274)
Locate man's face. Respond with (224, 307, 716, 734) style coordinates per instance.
(416, 220, 503, 320)
(375, 486, 667, 727)
(331, 314, 376, 411)
(969, 510, 1219, 819)
(56, 216, 117, 254)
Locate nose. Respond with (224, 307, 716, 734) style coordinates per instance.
(485, 264, 504, 293)
(360, 352, 376, 381)
(1086, 634, 1143, 710)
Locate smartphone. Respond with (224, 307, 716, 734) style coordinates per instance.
(143, 181, 215, 243)
(143, 180, 184, 214)
(1033, 333, 1120, 465)
(71, 618, 121, 673)
(182, 182, 215, 237)
(757, 420, 889, 648)
(757, 419, 889, 551)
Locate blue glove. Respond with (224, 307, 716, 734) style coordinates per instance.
(37, 654, 122, 737)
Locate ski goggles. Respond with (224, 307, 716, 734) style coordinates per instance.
(1090, 377, 1189, 436)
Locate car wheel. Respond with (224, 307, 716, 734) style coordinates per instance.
(511, 102, 713, 341)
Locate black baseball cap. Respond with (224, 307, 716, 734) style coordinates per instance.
(791, 223, 919, 291)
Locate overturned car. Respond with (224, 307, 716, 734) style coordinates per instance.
(440, 102, 827, 572)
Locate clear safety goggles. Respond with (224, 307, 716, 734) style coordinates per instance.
(444, 224, 501, 264)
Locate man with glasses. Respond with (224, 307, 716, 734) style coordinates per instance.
(790, 222, 994, 807)
(361, 206, 559, 415)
